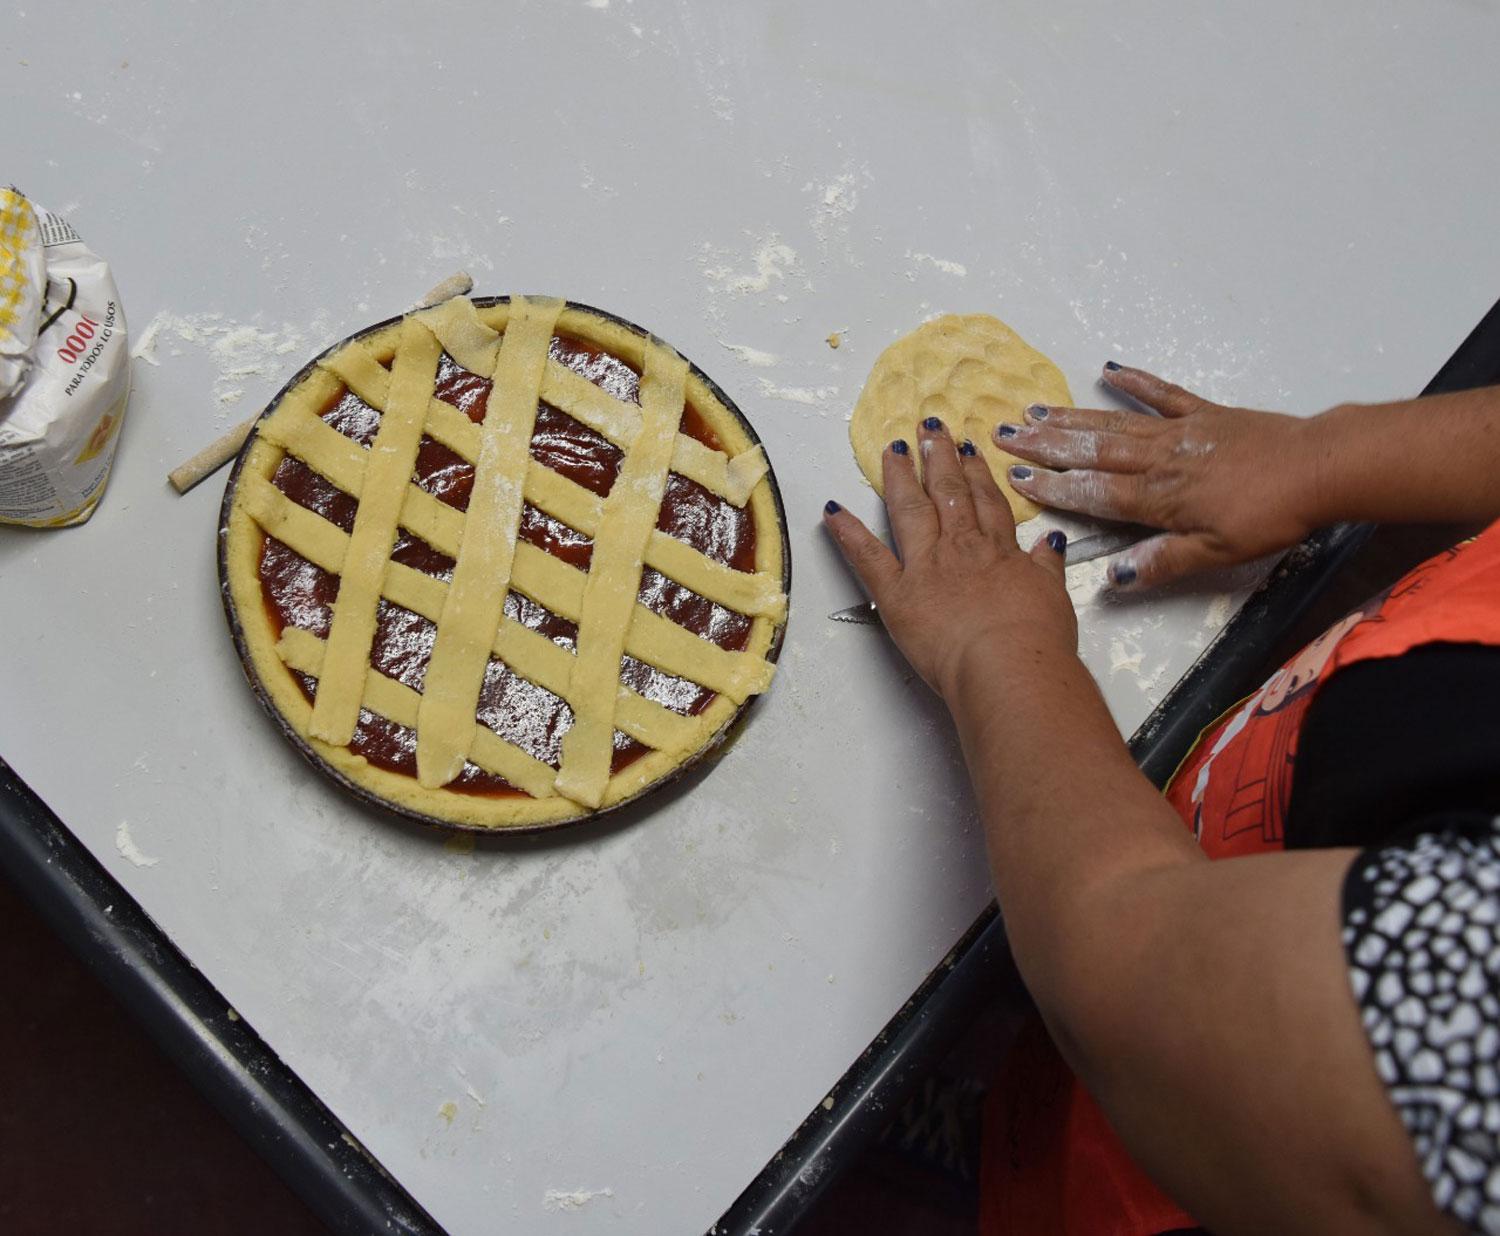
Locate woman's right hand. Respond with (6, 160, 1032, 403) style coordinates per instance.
(1000, 364, 1329, 590)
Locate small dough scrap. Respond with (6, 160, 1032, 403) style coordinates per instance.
(849, 314, 1071, 522)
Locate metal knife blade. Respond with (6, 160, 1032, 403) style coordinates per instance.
(828, 600, 881, 625)
(1063, 522, 1153, 567)
(827, 524, 1153, 625)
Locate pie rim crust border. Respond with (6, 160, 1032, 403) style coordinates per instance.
(217, 296, 791, 833)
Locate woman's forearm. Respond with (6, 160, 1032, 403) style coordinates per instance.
(948, 655, 1451, 1235)
(947, 648, 1202, 1015)
(1307, 387, 1500, 527)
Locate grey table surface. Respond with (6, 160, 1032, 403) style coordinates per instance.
(4, 2, 1498, 1232)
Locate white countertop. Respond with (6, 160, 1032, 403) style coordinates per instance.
(4, 2, 1498, 1231)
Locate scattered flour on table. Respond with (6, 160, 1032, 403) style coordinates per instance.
(130, 308, 329, 410)
(719, 341, 781, 367)
(423, 230, 498, 270)
(907, 251, 968, 277)
(114, 820, 160, 868)
(1134, 657, 1172, 699)
(757, 379, 839, 409)
(543, 1187, 614, 1212)
(701, 235, 802, 297)
(1064, 556, 1111, 610)
(1108, 639, 1145, 677)
(1204, 593, 1235, 630)
(806, 171, 861, 247)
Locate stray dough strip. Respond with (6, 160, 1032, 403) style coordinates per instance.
(416, 295, 564, 789)
(307, 318, 441, 746)
(556, 341, 688, 807)
(276, 627, 558, 799)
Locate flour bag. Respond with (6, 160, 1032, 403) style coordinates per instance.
(0, 187, 130, 526)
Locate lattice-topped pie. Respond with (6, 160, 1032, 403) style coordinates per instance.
(219, 295, 789, 830)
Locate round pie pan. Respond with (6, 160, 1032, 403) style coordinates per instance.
(217, 296, 792, 835)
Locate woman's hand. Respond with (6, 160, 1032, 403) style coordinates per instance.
(1000, 365, 1326, 590)
(822, 416, 1078, 705)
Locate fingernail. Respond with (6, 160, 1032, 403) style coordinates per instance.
(1047, 530, 1067, 554)
(824, 499, 841, 515)
(1103, 360, 1122, 372)
(922, 416, 943, 432)
(996, 423, 1019, 439)
(1111, 562, 1137, 586)
(1009, 465, 1033, 482)
(959, 439, 977, 457)
(890, 439, 909, 456)
(1025, 404, 1049, 420)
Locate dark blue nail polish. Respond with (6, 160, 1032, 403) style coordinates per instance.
(1111, 562, 1137, 586)
(959, 439, 976, 457)
(1104, 360, 1122, 372)
(922, 416, 943, 431)
(1009, 465, 1033, 482)
(1026, 404, 1049, 420)
(1047, 530, 1067, 554)
(824, 499, 841, 515)
(890, 439, 909, 456)
(996, 423, 1018, 439)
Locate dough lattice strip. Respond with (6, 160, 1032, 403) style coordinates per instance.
(306, 318, 440, 746)
(555, 340, 688, 807)
(415, 295, 564, 789)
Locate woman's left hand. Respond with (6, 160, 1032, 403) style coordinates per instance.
(823, 416, 1079, 706)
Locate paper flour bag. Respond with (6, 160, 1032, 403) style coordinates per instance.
(0, 187, 130, 527)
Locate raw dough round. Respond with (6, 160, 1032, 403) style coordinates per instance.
(849, 313, 1071, 522)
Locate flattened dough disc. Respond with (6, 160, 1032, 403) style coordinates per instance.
(849, 314, 1071, 522)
